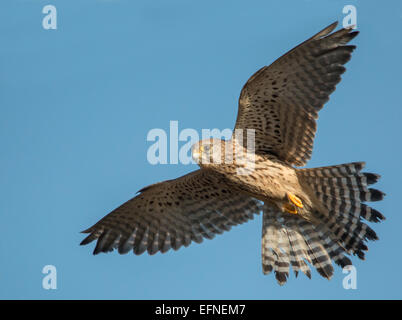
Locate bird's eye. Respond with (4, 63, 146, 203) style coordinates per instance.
(203, 145, 211, 153)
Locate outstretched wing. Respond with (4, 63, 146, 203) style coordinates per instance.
(81, 169, 263, 255)
(234, 22, 358, 166)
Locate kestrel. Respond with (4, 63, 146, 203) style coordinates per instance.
(81, 22, 385, 285)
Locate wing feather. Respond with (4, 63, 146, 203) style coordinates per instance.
(81, 170, 263, 255)
(234, 22, 358, 166)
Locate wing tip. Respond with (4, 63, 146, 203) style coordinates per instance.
(312, 21, 338, 39)
(80, 227, 92, 234)
(80, 234, 94, 246)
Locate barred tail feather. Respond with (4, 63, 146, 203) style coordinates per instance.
(261, 162, 384, 285)
(298, 162, 385, 258)
(262, 213, 290, 285)
(262, 206, 335, 284)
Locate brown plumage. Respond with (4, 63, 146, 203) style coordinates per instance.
(81, 22, 385, 285)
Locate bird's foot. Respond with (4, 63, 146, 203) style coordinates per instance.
(283, 193, 303, 215)
(283, 203, 298, 214)
(288, 193, 303, 208)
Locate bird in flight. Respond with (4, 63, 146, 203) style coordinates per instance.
(81, 22, 385, 285)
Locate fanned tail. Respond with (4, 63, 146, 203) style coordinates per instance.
(262, 162, 385, 285)
(299, 162, 385, 257)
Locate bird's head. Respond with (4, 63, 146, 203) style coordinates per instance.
(191, 138, 228, 168)
(191, 138, 252, 170)
(192, 138, 256, 176)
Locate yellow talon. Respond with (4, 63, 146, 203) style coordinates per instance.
(283, 203, 298, 214)
(282, 193, 303, 215)
(287, 193, 303, 209)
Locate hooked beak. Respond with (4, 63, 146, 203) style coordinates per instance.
(192, 151, 200, 161)
(192, 146, 204, 162)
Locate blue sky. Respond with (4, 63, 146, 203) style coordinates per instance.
(0, 0, 401, 299)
